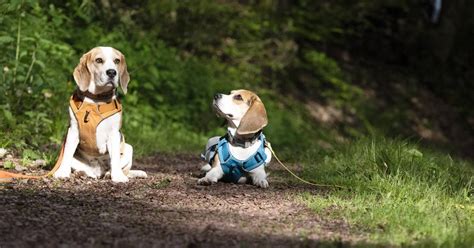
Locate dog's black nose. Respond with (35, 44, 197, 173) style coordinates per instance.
(214, 93, 222, 100)
(106, 69, 117, 77)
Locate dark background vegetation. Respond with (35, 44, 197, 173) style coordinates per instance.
(0, 0, 472, 158)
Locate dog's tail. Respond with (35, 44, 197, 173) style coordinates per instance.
(0, 137, 66, 183)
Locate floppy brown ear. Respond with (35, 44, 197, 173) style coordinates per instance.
(73, 52, 92, 92)
(236, 98, 268, 135)
(119, 54, 130, 94)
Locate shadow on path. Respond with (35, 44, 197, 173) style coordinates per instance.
(0, 153, 371, 247)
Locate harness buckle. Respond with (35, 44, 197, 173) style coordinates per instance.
(254, 152, 263, 163)
(84, 110, 90, 123)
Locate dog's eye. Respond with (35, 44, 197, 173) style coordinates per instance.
(95, 58, 103, 63)
(233, 94, 243, 101)
(114, 59, 120, 64)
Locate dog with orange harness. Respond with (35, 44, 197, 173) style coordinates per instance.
(0, 47, 146, 183)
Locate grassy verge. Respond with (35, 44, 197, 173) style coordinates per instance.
(124, 122, 207, 156)
(300, 138, 474, 246)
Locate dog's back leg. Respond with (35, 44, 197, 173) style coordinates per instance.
(120, 143, 147, 178)
(71, 156, 102, 178)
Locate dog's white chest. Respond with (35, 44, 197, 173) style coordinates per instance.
(69, 106, 122, 156)
(228, 140, 262, 161)
(95, 113, 121, 154)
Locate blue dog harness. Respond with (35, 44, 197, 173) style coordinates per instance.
(205, 133, 268, 183)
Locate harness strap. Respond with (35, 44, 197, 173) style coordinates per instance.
(241, 150, 264, 172)
(70, 94, 122, 117)
(0, 132, 67, 182)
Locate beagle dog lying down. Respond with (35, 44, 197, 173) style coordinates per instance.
(53, 47, 147, 183)
(199, 90, 272, 188)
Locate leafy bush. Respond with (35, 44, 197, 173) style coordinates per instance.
(0, 1, 75, 151)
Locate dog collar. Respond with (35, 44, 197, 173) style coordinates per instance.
(226, 130, 262, 148)
(75, 88, 116, 102)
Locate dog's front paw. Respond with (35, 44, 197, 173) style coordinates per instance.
(128, 170, 148, 178)
(112, 172, 129, 183)
(197, 176, 217, 185)
(253, 179, 269, 188)
(53, 168, 71, 179)
(200, 164, 212, 173)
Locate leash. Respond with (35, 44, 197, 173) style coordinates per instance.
(266, 143, 346, 189)
(0, 134, 66, 183)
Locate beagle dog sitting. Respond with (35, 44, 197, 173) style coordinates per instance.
(53, 47, 147, 183)
(198, 90, 272, 188)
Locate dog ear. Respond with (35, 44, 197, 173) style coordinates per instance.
(119, 53, 130, 94)
(73, 52, 92, 92)
(236, 97, 268, 135)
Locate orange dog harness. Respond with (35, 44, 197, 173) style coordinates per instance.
(70, 93, 122, 156)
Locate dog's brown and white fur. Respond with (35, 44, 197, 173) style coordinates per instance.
(198, 90, 272, 188)
(53, 47, 146, 183)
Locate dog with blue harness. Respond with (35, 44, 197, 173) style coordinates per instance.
(198, 90, 272, 188)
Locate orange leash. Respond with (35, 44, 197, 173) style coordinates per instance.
(0, 135, 66, 183)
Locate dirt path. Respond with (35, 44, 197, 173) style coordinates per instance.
(0, 153, 366, 247)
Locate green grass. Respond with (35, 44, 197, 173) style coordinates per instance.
(123, 121, 207, 156)
(300, 138, 474, 247)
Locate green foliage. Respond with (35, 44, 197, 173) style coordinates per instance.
(0, 0, 470, 161)
(150, 178, 172, 189)
(3, 160, 14, 169)
(301, 138, 474, 246)
(258, 90, 336, 157)
(0, 1, 74, 152)
(0, 0, 356, 159)
(21, 149, 40, 160)
(302, 50, 363, 104)
(0, 0, 471, 159)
